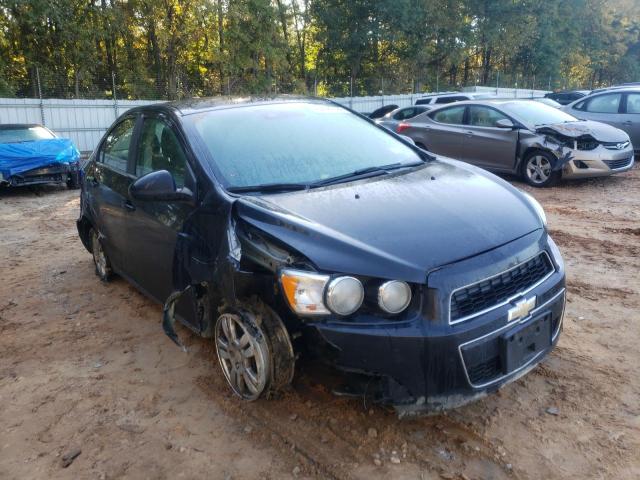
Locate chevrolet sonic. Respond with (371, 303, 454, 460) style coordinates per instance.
(76, 96, 566, 414)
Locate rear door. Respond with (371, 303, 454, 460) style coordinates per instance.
(460, 105, 518, 170)
(420, 105, 467, 159)
(88, 116, 139, 270)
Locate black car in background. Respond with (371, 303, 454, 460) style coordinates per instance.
(77, 96, 565, 414)
(544, 90, 590, 105)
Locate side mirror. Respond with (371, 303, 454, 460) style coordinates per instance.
(129, 170, 194, 204)
(495, 119, 515, 129)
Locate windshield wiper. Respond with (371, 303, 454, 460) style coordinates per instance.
(226, 182, 311, 193)
(311, 161, 424, 187)
(227, 161, 424, 193)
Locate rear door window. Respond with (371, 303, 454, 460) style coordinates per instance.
(430, 105, 466, 124)
(393, 108, 416, 120)
(585, 94, 622, 113)
(100, 117, 136, 173)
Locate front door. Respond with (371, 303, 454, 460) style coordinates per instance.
(621, 92, 640, 149)
(125, 115, 200, 324)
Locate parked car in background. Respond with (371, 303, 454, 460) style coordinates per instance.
(562, 88, 640, 152)
(415, 92, 496, 106)
(589, 82, 640, 94)
(532, 97, 562, 108)
(0, 124, 80, 188)
(544, 90, 590, 105)
(397, 100, 634, 187)
(375, 105, 431, 130)
(77, 96, 565, 413)
(368, 104, 399, 119)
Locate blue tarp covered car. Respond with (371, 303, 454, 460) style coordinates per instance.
(0, 124, 80, 188)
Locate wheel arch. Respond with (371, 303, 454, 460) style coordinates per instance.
(76, 215, 93, 253)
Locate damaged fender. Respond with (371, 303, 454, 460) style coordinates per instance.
(161, 191, 243, 348)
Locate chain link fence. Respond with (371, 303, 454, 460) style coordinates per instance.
(1, 64, 577, 101)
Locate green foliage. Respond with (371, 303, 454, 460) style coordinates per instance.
(0, 0, 637, 99)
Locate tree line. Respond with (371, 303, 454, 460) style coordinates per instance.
(0, 0, 638, 99)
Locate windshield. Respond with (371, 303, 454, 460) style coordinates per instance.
(501, 101, 578, 126)
(187, 102, 423, 189)
(0, 126, 55, 144)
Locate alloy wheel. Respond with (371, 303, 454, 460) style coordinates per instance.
(215, 313, 269, 400)
(526, 155, 552, 184)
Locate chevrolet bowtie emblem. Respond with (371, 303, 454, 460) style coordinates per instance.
(507, 296, 536, 322)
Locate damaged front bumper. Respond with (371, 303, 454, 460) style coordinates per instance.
(561, 146, 634, 179)
(304, 231, 565, 415)
(0, 161, 79, 187)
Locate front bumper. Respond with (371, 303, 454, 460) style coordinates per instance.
(562, 146, 634, 179)
(0, 161, 79, 187)
(307, 230, 565, 414)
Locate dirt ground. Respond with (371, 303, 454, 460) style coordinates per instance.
(1, 166, 639, 480)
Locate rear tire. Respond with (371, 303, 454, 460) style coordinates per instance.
(522, 150, 561, 187)
(90, 228, 112, 281)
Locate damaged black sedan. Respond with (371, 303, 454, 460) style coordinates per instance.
(77, 97, 566, 414)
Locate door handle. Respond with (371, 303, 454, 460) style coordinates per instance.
(124, 200, 136, 212)
(465, 131, 474, 137)
(622, 121, 633, 126)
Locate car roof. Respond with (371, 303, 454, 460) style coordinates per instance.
(126, 95, 332, 117)
(549, 90, 589, 95)
(590, 86, 640, 93)
(0, 123, 44, 130)
(426, 99, 541, 109)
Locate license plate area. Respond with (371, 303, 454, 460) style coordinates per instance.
(500, 313, 552, 374)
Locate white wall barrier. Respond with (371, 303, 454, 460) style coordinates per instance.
(0, 88, 549, 153)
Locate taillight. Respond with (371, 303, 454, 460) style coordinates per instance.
(396, 123, 410, 134)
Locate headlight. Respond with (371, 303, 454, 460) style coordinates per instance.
(280, 269, 330, 315)
(522, 191, 547, 227)
(325, 276, 364, 316)
(378, 280, 412, 314)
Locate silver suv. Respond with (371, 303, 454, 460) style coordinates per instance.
(562, 88, 640, 152)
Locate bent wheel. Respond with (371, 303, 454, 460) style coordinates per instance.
(90, 228, 112, 281)
(214, 302, 294, 401)
(215, 313, 269, 400)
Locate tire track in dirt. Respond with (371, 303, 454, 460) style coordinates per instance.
(194, 342, 515, 480)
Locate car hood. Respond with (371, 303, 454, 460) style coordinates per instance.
(234, 159, 543, 283)
(536, 120, 629, 143)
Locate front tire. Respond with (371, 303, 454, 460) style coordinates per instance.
(214, 301, 294, 401)
(522, 150, 561, 187)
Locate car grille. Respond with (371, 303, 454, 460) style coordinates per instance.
(603, 157, 633, 170)
(450, 253, 554, 323)
(603, 141, 630, 150)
